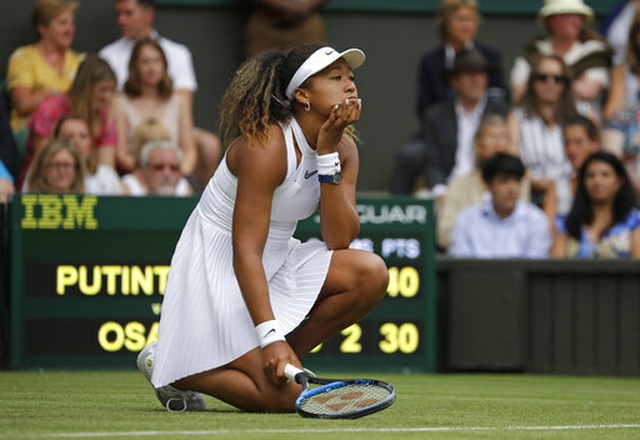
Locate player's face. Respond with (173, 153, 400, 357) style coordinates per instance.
(57, 119, 92, 160)
(115, 0, 154, 39)
(136, 44, 165, 86)
(305, 59, 359, 114)
(40, 9, 75, 49)
(488, 175, 521, 218)
(44, 149, 77, 193)
(564, 125, 599, 171)
(584, 160, 621, 204)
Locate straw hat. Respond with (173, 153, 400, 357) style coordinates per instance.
(538, 0, 594, 24)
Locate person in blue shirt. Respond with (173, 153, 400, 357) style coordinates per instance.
(448, 152, 551, 258)
(551, 151, 640, 258)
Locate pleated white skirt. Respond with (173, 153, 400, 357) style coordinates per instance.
(151, 208, 332, 387)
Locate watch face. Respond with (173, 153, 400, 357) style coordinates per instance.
(333, 171, 343, 184)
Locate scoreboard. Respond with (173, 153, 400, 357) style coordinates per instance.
(9, 194, 436, 372)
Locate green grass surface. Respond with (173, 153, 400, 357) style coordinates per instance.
(0, 372, 639, 439)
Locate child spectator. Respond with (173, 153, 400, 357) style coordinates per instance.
(448, 153, 551, 258)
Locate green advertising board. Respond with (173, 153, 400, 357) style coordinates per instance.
(9, 194, 436, 373)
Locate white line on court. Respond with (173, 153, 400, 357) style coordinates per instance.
(21, 423, 640, 438)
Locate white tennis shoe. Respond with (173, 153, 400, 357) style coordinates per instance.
(136, 341, 206, 412)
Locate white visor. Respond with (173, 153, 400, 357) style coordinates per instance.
(285, 46, 366, 100)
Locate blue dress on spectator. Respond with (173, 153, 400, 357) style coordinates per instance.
(556, 209, 640, 258)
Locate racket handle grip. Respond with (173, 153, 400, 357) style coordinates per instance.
(284, 363, 304, 381)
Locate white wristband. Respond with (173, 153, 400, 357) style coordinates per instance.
(255, 320, 286, 349)
(316, 152, 341, 176)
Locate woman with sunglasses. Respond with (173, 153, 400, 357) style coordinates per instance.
(510, 0, 612, 112)
(508, 54, 582, 206)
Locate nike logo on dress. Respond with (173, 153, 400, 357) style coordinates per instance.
(305, 170, 318, 179)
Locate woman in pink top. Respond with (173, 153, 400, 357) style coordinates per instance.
(21, 55, 119, 186)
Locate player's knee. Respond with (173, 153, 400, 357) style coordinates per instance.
(255, 388, 296, 413)
(358, 253, 389, 304)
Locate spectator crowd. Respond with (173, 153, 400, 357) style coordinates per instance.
(1, 0, 639, 260)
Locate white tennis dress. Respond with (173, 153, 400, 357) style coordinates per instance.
(151, 118, 333, 387)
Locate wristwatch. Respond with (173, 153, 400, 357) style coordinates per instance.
(318, 171, 343, 185)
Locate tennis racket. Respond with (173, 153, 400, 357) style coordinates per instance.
(284, 364, 396, 419)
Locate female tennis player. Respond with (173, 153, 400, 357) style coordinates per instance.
(136, 44, 389, 413)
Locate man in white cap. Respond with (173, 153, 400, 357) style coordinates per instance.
(510, 0, 612, 113)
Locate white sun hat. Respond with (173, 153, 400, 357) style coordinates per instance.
(538, 0, 594, 24)
(285, 46, 366, 100)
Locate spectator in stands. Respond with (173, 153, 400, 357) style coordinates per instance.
(0, 161, 15, 204)
(100, 0, 220, 188)
(21, 54, 119, 187)
(416, 0, 503, 120)
(0, 94, 18, 177)
(391, 48, 508, 197)
(543, 114, 600, 224)
(245, 0, 327, 58)
(509, 0, 612, 114)
(551, 151, 640, 258)
(6, 0, 82, 137)
(53, 115, 123, 195)
(130, 117, 172, 164)
(604, 10, 640, 121)
(116, 38, 196, 179)
(25, 138, 85, 193)
(601, 0, 640, 66)
(507, 54, 578, 206)
(601, 12, 640, 201)
(391, 0, 503, 195)
(121, 140, 193, 196)
(436, 115, 530, 250)
(448, 153, 552, 258)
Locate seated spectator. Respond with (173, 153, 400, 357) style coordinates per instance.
(21, 54, 119, 187)
(543, 114, 600, 224)
(130, 117, 172, 162)
(245, 0, 327, 58)
(601, 0, 640, 66)
(510, 0, 612, 114)
(603, 9, 640, 121)
(24, 138, 85, 193)
(436, 115, 530, 249)
(0, 93, 18, 177)
(115, 38, 196, 177)
(507, 54, 579, 206)
(551, 151, 640, 258)
(6, 0, 82, 137)
(53, 115, 123, 195)
(100, 0, 220, 189)
(121, 140, 193, 196)
(448, 153, 552, 258)
(390, 48, 508, 197)
(391, 0, 504, 194)
(0, 161, 15, 204)
(416, 0, 503, 119)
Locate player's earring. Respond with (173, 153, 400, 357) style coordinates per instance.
(304, 102, 311, 112)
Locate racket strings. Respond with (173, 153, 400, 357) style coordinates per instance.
(299, 383, 392, 415)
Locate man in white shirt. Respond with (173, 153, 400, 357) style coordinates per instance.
(100, 0, 220, 188)
(448, 153, 551, 258)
